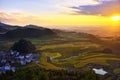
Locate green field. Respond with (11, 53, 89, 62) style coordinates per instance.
(0, 32, 120, 79)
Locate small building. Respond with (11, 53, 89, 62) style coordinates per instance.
(93, 68, 108, 75)
(0, 50, 40, 74)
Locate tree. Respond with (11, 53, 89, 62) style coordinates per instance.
(11, 39, 36, 54)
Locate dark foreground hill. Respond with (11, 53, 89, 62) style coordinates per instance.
(0, 27, 8, 34)
(0, 22, 55, 39)
(0, 22, 18, 30)
(2, 28, 55, 38)
(0, 22, 100, 40)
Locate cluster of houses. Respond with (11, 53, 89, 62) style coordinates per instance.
(0, 50, 40, 74)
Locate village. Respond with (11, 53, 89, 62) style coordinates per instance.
(0, 50, 40, 74)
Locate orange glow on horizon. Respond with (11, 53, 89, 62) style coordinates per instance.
(111, 16, 120, 21)
(1, 12, 119, 28)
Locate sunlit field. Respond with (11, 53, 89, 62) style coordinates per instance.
(0, 0, 120, 80)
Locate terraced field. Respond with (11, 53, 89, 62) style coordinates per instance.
(37, 54, 63, 70)
(0, 31, 120, 79)
(35, 38, 120, 77)
(52, 53, 120, 68)
(38, 42, 103, 58)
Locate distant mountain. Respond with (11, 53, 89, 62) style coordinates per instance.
(64, 26, 120, 37)
(24, 24, 46, 30)
(53, 29, 102, 43)
(53, 29, 98, 38)
(0, 22, 56, 38)
(0, 22, 100, 39)
(3, 28, 55, 38)
(0, 27, 8, 34)
(0, 22, 18, 30)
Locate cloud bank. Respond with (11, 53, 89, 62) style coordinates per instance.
(71, 0, 120, 16)
(0, 12, 46, 25)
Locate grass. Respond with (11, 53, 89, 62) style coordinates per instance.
(38, 42, 102, 58)
(38, 54, 63, 70)
(0, 32, 120, 74)
(0, 40, 14, 51)
(39, 42, 100, 50)
(52, 53, 120, 68)
(114, 68, 120, 74)
(42, 52, 61, 58)
(75, 57, 120, 68)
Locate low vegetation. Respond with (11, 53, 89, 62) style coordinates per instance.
(0, 64, 100, 80)
(0, 30, 120, 80)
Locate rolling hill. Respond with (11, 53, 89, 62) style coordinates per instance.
(0, 22, 55, 38)
(3, 28, 55, 38)
(0, 22, 18, 30)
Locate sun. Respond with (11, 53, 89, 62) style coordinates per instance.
(111, 16, 120, 21)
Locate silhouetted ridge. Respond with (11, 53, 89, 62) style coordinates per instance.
(4, 28, 55, 38)
(0, 22, 18, 30)
(0, 22, 55, 38)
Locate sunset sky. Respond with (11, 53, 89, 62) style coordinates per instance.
(0, 0, 120, 28)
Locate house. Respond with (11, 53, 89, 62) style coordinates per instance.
(20, 60, 26, 65)
(10, 50, 14, 55)
(18, 55, 25, 60)
(16, 52, 20, 56)
(0, 50, 40, 74)
(11, 67, 16, 72)
(4, 64, 11, 71)
(93, 68, 108, 75)
(1, 59, 7, 63)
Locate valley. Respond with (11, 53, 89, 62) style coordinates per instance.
(0, 23, 120, 80)
(0, 26, 120, 79)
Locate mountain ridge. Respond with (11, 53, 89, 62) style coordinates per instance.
(0, 22, 55, 38)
